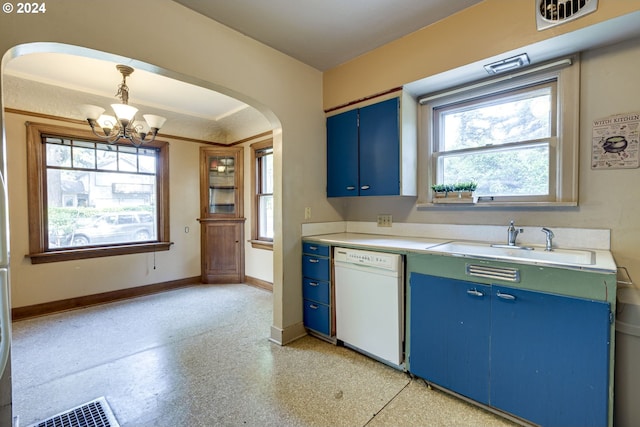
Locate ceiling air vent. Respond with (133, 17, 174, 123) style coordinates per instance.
(536, 0, 598, 31)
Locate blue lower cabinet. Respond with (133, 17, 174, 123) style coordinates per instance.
(409, 274, 491, 404)
(302, 242, 332, 337)
(303, 299, 330, 336)
(409, 273, 611, 427)
(490, 286, 610, 427)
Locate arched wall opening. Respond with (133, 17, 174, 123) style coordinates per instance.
(0, 41, 285, 326)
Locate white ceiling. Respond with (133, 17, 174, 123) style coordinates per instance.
(2, 52, 272, 143)
(171, 0, 483, 71)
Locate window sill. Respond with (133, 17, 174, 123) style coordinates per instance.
(417, 201, 578, 209)
(249, 240, 273, 251)
(28, 241, 173, 264)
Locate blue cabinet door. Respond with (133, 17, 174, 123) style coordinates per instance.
(409, 274, 491, 404)
(359, 97, 400, 196)
(491, 286, 610, 427)
(326, 109, 359, 197)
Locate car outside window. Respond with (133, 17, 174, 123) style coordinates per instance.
(44, 136, 159, 249)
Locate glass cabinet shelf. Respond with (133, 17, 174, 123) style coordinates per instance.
(200, 147, 243, 218)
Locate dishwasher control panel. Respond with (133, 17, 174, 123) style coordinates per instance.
(334, 247, 401, 272)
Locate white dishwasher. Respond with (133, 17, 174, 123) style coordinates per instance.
(334, 247, 404, 368)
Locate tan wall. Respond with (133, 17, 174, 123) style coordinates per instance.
(242, 136, 274, 285)
(0, 0, 336, 340)
(342, 36, 640, 287)
(323, 0, 640, 110)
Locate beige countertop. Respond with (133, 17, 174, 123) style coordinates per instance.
(304, 232, 617, 274)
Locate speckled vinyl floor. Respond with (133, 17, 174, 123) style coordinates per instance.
(11, 284, 518, 427)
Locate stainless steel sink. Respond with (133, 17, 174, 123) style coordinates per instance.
(428, 241, 595, 266)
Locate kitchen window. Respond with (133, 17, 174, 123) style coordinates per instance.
(26, 122, 171, 263)
(250, 139, 273, 249)
(420, 57, 579, 206)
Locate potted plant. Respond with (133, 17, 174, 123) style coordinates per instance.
(431, 181, 477, 203)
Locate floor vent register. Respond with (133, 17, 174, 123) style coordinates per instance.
(26, 397, 120, 427)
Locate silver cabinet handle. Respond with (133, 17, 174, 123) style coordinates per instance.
(467, 289, 484, 297)
(346, 186, 356, 191)
(361, 185, 370, 190)
(309, 304, 318, 309)
(497, 291, 516, 300)
(309, 245, 318, 250)
(309, 282, 319, 287)
(308, 258, 319, 263)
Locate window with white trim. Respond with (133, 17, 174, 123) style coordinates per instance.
(250, 139, 273, 248)
(422, 57, 579, 205)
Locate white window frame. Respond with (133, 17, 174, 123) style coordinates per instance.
(250, 138, 274, 250)
(419, 56, 580, 207)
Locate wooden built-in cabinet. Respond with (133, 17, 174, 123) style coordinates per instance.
(199, 146, 245, 284)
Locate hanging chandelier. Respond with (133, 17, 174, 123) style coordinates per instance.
(80, 64, 167, 147)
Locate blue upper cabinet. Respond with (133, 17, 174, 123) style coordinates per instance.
(326, 109, 359, 197)
(326, 91, 417, 197)
(359, 98, 401, 196)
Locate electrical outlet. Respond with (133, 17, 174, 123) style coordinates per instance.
(377, 214, 392, 227)
(304, 207, 312, 220)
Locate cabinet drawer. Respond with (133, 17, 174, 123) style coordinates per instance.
(303, 299, 330, 336)
(302, 255, 330, 281)
(303, 242, 330, 257)
(303, 277, 330, 305)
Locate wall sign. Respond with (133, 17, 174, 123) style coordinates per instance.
(592, 112, 640, 169)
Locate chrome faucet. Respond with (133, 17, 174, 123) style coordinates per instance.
(507, 220, 523, 246)
(541, 227, 555, 251)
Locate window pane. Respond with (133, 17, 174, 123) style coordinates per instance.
(72, 145, 95, 169)
(118, 151, 138, 172)
(138, 148, 157, 173)
(259, 152, 273, 193)
(258, 194, 274, 240)
(96, 144, 118, 170)
(46, 139, 71, 167)
(441, 144, 549, 196)
(440, 86, 552, 151)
